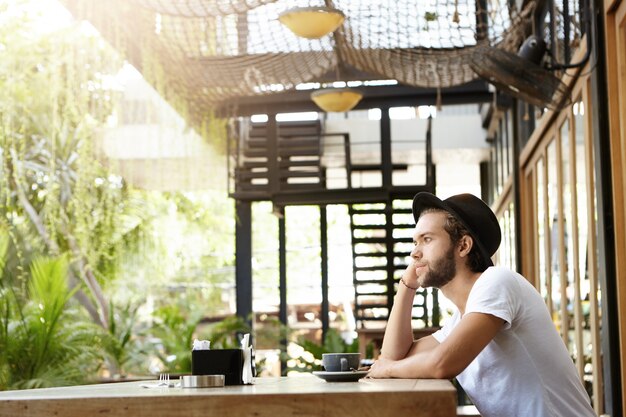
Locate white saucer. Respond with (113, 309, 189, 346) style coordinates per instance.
(312, 370, 369, 382)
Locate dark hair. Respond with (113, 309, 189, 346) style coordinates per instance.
(421, 208, 486, 272)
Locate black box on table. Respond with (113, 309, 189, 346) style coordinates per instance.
(191, 349, 243, 385)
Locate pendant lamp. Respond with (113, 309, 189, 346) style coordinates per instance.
(311, 88, 363, 112)
(279, 6, 345, 39)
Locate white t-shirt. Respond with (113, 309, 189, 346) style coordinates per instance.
(432, 266, 596, 417)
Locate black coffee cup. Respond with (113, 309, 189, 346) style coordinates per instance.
(322, 353, 360, 372)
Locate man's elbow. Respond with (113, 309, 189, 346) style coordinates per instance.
(429, 354, 462, 379)
(430, 365, 459, 380)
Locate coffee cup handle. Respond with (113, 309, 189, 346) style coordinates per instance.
(340, 357, 348, 372)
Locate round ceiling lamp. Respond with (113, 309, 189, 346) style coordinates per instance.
(311, 88, 363, 112)
(278, 6, 345, 39)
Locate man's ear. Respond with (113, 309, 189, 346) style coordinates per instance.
(458, 235, 474, 257)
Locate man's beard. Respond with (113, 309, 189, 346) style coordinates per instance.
(420, 244, 456, 289)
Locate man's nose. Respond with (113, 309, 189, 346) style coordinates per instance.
(410, 246, 422, 259)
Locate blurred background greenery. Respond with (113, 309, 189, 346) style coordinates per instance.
(0, 0, 361, 390)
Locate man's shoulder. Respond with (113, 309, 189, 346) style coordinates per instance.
(478, 267, 538, 299)
(478, 266, 520, 285)
(482, 265, 516, 276)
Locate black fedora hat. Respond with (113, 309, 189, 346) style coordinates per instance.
(412, 192, 501, 269)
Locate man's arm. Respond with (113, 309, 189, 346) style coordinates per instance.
(406, 334, 440, 356)
(369, 312, 504, 379)
(378, 262, 421, 360)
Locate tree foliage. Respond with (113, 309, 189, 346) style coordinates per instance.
(0, 1, 244, 386)
(0, 0, 133, 328)
(0, 236, 105, 389)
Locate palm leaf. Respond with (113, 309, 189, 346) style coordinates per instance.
(0, 233, 8, 273)
(2, 256, 104, 389)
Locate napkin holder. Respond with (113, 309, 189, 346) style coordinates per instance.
(191, 349, 244, 385)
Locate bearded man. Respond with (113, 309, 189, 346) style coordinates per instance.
(367, 192, 596, 417)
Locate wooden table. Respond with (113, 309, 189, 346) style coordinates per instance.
(0, 376, 456, 417)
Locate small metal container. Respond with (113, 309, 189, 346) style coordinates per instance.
(181, 375, 225, 388)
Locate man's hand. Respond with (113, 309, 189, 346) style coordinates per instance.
(402, 259, 420, 290)
(367, 356, 395, 378)
(371, 336, 439, 378)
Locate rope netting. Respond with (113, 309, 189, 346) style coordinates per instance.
(62, 0, 537, 122)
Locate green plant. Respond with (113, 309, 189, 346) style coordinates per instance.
(205, 315, 251, 349)
(254, 315, 291, 350)
(0, 241, 105, 390)
(102, 300, 148, 377)
(150, 304, 206, 374)
(0, 0, 130, 331)
(150, 308, 255, 374)
(424, 11, 438, 22)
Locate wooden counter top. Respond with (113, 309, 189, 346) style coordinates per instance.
(0, 376, 456, 417)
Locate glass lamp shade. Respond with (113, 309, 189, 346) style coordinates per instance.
(278, 7, 345, 39)
(310, 88, 363, 112)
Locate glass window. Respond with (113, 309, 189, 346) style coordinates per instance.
(502, 117, 510, 179)
(574, 99, 593, 382)
(508, 201, 516, 270)
(546, 139, 562, 333)
(494, 132, 501, 195)
(491, 145, 497, 200)
(536, 157, 549, 303)
(560, 119, 575, 353)
(487, 110, 516, 204)
(523, 87, 602, 411)
(574, 101, 589, 304)
(497, 213, 507, 267)
(507, 110, 515, 176)
(498, 130, 505, 194)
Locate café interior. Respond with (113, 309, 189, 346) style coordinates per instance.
(56, 0, 626, 415)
